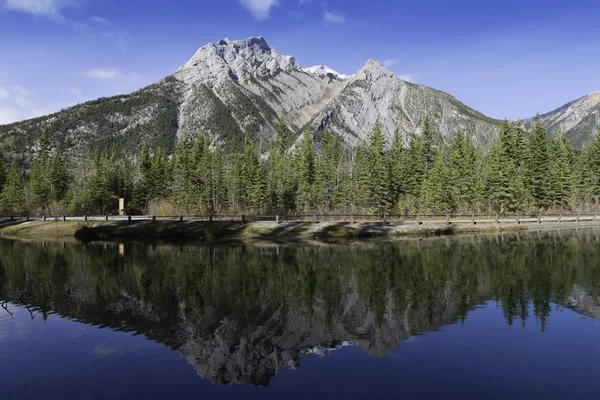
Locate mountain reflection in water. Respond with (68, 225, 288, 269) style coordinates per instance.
(0, 231, 599, 391)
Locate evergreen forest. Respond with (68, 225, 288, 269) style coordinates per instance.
(1, 115, 600, 217)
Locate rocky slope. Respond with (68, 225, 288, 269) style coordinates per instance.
(1, 36, 599, 157)
(524, 91, 600, 148)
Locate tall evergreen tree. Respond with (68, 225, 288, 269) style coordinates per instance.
(28, 130, 53, 212)
(420, 150, 454, 214)
(297, 132, 317, 213)
(1, 159, 27, 215)
(351, 142, 372, 212)
(548, 133, 574, 210)
(524, 116, 550, 211)
(449, 130, 477, 211)
(388, 128, 406, 210)
(48, 145, 70, 204)
(421, 117, 435, 167)
(367, 119, 390, 215)
(485, 121, 524, 213)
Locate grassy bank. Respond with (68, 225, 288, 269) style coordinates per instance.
(3, 219, 592, 241)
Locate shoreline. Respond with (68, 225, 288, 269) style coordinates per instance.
(1, 219, 600, 242)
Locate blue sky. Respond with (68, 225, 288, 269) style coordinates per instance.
(1, 0, 600, 124)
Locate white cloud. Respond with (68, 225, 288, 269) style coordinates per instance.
(12, 86, 33, 108)
(1, 0, 79, 21)
(239, 0, 279, 20)
(324, 10, 345, 24)
(382, 59, 398, 68)
(0, 86, 10, 100)
(70, 88, 83, 97)
(74, 16, 132, 49)
(0, 106, 21, 125)
(398, 73, 418, 83)
(85, 68, 120, 80)
(0, 85, 72, 124)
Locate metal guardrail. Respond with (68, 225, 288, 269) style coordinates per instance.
(1, 214, 599, 225)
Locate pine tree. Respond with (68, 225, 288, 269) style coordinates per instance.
(267, 123, 286, 213)
(524, 116, 550, 211)
(28, 130, 53, 212)
(367, 119, 390, 215)
(297, 132, 317, 213)
(48, 145, 70, 204)
(485, 122, 524, 214)
(420, 150, 454, 214)
(449, 130, 477, 211)
(548, 133, 574, 210)
(586, 126, 600, 202)
(1, 159, 27, 215)
(511, 120, 527, 168)
(400, 133, 427, 213)
(388, 128, 406, 210)
(86, 149, 120, 214)
(171, 134, 195, 213)
(421, 117, 435, 167)
(318, 131, 344, 213)
(351, 142, 371, 212)
(240, 134, 266, 212)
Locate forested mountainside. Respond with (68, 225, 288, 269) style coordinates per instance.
(0, 76, 183, 160)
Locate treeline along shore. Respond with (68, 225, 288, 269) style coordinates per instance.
(2, 114, 600, 226)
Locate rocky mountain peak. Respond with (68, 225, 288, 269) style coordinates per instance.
(175, 36, 300, 87)
(215, 36, 272, 53)
(355, 59, 395, 82)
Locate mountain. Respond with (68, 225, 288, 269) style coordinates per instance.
(0, 36, 598, 158)
(524, 91, 600, 148)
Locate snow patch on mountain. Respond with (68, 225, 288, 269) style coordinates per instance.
(301, 65, 351, 81)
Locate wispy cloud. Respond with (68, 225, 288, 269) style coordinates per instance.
(324, 10, 345, 24)
(239, 0, 279, 20)
(0, 85, 74, 124)
(1, 0, 80, 21)
(0, 106, 21, 125)
(398, 73, 418, 83)
(382, 59, 398, 68)
(84, 68, 120, 80)
(74, 16, 132, 49)
(0, 86, 10, 100)
(70, 88, 83, 97)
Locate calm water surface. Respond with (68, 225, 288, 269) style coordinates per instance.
(1, 231, 599, 399)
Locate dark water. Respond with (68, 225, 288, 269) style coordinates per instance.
(1, 232, 599, 399)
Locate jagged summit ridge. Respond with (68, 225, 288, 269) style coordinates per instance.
(175, 36, 301, 87)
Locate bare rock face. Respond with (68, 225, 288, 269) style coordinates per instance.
(172, 37, 501, 147)
(173, 37, 350, 141)
(525, 91, 600, 148)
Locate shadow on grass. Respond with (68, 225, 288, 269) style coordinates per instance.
(0, 219, 28, 229)
(67, 220, 462, 243)
(75, 220, 248, 242)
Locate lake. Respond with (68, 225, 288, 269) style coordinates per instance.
(0, 231, 599, 399)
